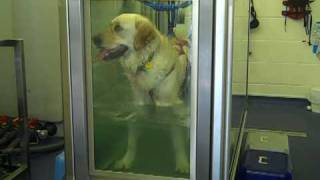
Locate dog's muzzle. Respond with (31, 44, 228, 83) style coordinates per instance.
(97, 45, 128, 61)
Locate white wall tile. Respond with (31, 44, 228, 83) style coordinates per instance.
(251, 18, 308, 41)
(247, 0, 320, 98)
(233, 61, 248, 83)
(250, 41, 320, 64)
(249, 62, 320, 86)
(248, 84, 309, 98)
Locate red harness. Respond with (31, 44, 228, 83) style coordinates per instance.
(282, 0, 311, 20)
(174, 38, 189, 55)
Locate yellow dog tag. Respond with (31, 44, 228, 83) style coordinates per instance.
(145, 62, 153, 70)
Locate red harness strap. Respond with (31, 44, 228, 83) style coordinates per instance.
(174, 38, 189, 55)
(282, 0, 311, 20)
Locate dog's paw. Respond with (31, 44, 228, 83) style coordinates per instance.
(113, 155, 134, 170)
(176, 157, 190, 174)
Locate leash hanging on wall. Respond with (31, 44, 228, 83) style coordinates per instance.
(282, 0, 314, 45)
(250, 0, 260, 29)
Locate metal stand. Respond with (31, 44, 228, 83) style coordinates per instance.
(0, 40, 30, 180)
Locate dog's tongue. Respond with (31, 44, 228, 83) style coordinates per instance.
(97, 48, 112, 60)
(96, 45, 128, 60)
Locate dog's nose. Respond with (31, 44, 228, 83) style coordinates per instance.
(93, 35, 102, 47)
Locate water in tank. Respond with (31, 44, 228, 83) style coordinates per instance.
(87, 0, 193, 178)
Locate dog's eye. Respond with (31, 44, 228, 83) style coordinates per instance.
(113, 24, 123, 32)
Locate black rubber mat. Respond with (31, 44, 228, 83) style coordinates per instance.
(246, 96, 320, 180)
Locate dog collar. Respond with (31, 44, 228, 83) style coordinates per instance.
(136, 51, 155, 73)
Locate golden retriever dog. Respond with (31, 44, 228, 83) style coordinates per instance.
(93, 13, 190, 173)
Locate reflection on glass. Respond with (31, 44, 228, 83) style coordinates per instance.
(88, 0, 193, 178)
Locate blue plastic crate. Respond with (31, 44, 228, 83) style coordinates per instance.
(239, 150, 292, 180)
(55, 151, 65, 180)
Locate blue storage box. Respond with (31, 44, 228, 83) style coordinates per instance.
(239, 150, 292, 180)
(55, 151, 65, 180)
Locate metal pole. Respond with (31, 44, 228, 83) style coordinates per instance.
(0, 39, 30, 179)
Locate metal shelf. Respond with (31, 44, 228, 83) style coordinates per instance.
(0, 39, 30, 180)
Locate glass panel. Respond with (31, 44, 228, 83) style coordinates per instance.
(86, 0, 194, 178)
(230, 0, 250, 170)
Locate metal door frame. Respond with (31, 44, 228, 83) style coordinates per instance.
(63, 0, 232, 179)
(211, 0, 234, 179)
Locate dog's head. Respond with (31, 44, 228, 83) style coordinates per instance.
(93, 14, 158, 61)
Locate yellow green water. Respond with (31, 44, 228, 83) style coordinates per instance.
(89, 1, 192, 178)
(92, 61, 190, 178)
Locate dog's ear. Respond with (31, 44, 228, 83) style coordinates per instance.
(134, 20, 156, 51)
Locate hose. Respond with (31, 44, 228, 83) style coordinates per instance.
(0, 131, 18, 146)
(1, 137, 21, 154)
(29, 140, 64, 153)
(0, 127, 10, 138)
(5, 138, 64, 154)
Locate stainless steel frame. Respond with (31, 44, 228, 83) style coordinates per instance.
(211, 0, 234, 179)
(67, 0, 90, 179)
(58, 0, 75, 179)
(225, 0, 235, 178)
(196, 0, 213, 179)
(65, 0, 233, 179)
(0, 39, 30, 180)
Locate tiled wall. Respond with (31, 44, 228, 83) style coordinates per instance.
(247, 0, 320, 98)
(232, 0, 250, 95)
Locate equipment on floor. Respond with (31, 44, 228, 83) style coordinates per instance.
(0, 116, 62, 150)
(237, 131, 292, 180)
(282, 0, 313, 45)
(54, 151, 65, 180)
(0, 120, 28, 175)
(308, 87, 320, 113)
(0, 116, 63, 154)
(250, 0, 259, 29)
(29, 118, 58, 144)
(239, 150, 292, 180)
